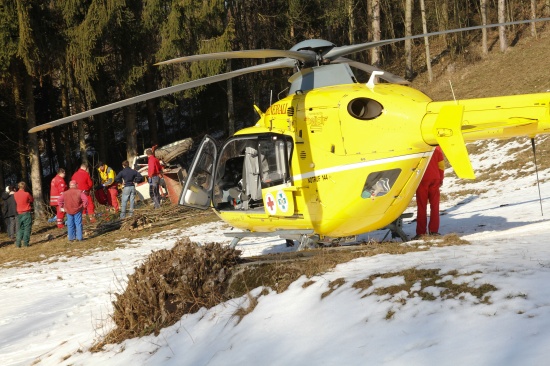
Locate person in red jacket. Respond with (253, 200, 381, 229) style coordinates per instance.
(58, 180, 88, 241)
(14, 181, 33, 248)
(414, 146, 445, 239)
(71, 163, 96, 223)
(146, 148, 163, 209)
(50, 168, 67, 228)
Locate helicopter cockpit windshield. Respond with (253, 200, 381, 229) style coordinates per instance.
(181, 133, 293, 212)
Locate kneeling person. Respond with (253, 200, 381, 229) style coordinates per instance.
(59, 180, 88, 241)
(96, 161, 120, 212)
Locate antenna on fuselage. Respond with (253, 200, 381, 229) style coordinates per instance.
(449, 80, 457, 104)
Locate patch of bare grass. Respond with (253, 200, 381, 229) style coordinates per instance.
(227, 237, 469, 299)
(321, 278, 346, 299)
(0, 206, 220, 268)
(232, 293, 259, 324)
(352, 268, 498, 313)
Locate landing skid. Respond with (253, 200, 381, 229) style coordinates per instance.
(225, 229, 315, 250)
(225, 212, 412, 251)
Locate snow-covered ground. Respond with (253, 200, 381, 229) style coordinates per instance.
(2, 139, 550, 366)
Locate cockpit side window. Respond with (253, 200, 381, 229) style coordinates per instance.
(258, 135, 293, 188)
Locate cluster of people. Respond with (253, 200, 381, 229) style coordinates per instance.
(0, 146, 165, 247)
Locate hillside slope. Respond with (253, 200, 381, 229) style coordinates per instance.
(411, 27, 550, 99)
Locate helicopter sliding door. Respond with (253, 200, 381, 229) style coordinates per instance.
(179, 135, 217, 209)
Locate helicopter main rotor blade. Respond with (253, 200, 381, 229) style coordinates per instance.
(157, 49, 316, 65)
(334, 57, 410, 85)
(29, 58, 296, 133)
(325, 17, 550, 60)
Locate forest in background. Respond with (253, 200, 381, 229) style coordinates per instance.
(0, 0, 548, 219)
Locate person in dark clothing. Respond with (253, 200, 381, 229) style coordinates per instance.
(2, 186, 17, 240)
(115, 160, 143, 219)
(58, 180, 88, 241)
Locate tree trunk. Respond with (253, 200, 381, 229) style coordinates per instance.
(498, 0, 508, 52)
(347, 0, 355, 44)
(64, 126, 75, 174)
(480, 0, 488, 55)
(12, 64, 28, 182)
(78, 119, 87, 166)
(97, 113, 107, 162)
(420, 0, 433, 82)
(439, 0, 449, 47)
(370, 0, 381, 67)
(530, 0, 537, 38)
(46, 131, 55, 174)
(23, 71, 47, 221)
(0, 163, 4, 191)
(145, 68, 159, 146)
(73, 88, 88, 166)
(125, 104, 138, 163)
(60, 84, 73, 173)
(405, 0, 413, 80)
(226, 61, 235, 136)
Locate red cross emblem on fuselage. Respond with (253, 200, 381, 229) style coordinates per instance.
(267, 195, 275, 211)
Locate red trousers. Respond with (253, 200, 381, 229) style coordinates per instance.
(95, 186, 119, 211)
(416, 178, 441, 235)
(83, 191, 95, 216)
(54, 205, 65, 228)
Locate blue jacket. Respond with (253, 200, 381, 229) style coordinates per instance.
(115, 167, 143, 187)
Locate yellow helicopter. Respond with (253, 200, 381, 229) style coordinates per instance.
(30, 18, 550, 248)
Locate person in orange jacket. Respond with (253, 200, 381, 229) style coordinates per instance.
(414, 146, 445, 239)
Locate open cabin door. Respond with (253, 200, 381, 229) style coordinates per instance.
(179, 135, 218, 209)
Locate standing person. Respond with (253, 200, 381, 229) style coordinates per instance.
(115, 160, 143, 218)
(50, 168, 67, 228)
(72, 163, 96, 223)
(96, 161, 120, 212)
(58, 180, 88, 242)
(414, 146, 445, 239)
(14, 182, 33, 248)
(2, 186, 17, 240)
(146, 148, 162, 209)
